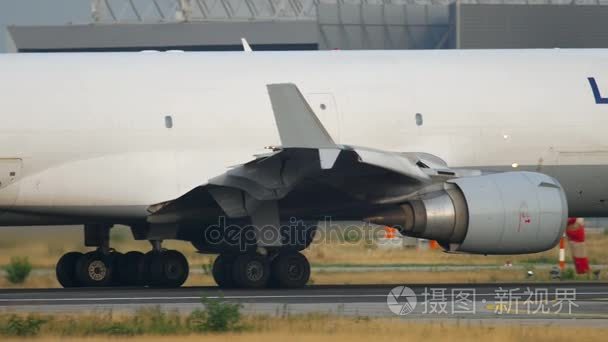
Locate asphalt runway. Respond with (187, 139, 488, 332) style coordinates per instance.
(1, 283, 608, 323)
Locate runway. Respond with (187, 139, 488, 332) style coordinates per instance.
(1, 282, 608, 322)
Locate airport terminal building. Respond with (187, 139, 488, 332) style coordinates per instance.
(5, 0, 608, 53)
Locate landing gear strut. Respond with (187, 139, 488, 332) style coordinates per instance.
(212, 251, 310, 289)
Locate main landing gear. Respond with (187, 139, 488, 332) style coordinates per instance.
(212, 251, 310, 289)
(56, 238, 189, 288)
(56, 248, 189, 288)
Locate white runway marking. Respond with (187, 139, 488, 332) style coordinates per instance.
(0, 295, 386, 302)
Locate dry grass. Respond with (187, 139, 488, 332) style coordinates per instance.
(308, 268, 604, 285)
(1, 315, 606, 342)
(0, 274, 58, 289)
(304, 229, 608, 267)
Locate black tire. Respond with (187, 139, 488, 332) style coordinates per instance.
(212, 254, 236, 288)
(270, 252, 310, 289)
(160, 250, 189, 288)
(75, 251, 114, 287)
(116, 251, 145, 286)
(232, 254, 270, 289)
(143, 251, 164, 286)
(56, 252, 83, 288)
(109, 252, 124, 286)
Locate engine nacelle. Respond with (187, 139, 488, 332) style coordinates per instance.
(366, 172, 568, 254)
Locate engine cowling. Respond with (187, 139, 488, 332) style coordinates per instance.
(366, 172, 568, 254)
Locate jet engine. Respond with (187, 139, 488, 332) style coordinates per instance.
(366, 172, 568, 254)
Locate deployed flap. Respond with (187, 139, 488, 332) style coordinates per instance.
(267, 83, 336, 149)
(354, 148, 431, 182)
(207, 186, 248, 218)
(247, 197, 283, 247)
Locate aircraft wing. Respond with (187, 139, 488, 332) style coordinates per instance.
(148, 83, 478, 224)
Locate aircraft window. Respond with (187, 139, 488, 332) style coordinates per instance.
(415, 113, 423, 126)
(320, 104, 327, 110)
(165, 115, 173, 129)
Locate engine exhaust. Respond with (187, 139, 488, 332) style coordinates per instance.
(364, 184, 469, 244)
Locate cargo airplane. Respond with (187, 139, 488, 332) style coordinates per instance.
(0, 49, 606, 288)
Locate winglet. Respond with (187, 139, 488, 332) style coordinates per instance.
(241, 38, 253, 52)
(267, 83, 336, 149)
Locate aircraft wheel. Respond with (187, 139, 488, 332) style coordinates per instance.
(143, 251, 164, 286)
(144, 250, 189, 287)
(116, 251, 145, 286)
(270, 252, 310, 289)
(232, 254, 270, 289)
(109, 252, 124, 286)
(159, 250, 189, 288)
(75, 251, 114, 287)
(212, 254, 236, 288)
(56, 251, 83, 288)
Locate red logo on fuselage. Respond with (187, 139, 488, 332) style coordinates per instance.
(518, 203, 531, 232)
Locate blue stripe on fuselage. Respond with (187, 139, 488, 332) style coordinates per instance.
(588, 77, 608, 104)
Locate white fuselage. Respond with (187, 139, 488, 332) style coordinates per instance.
(1, 49, 608, 222)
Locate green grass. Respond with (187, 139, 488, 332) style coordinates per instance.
(191, 298, 242, 332)
(0, 315, 46, 337)
(0, 298, 243, 337)
(519, 256, 555, 265)
(3, 257, 32, 284)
